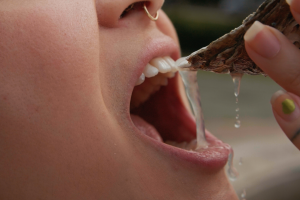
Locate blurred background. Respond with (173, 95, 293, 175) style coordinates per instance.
(163, 1, 300, 200)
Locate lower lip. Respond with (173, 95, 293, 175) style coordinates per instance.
(135, 129, 231, 172)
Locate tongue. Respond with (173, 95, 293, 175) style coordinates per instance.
(131, 114, 163, 142)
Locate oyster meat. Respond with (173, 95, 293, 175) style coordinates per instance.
(186, 0, 300, 75)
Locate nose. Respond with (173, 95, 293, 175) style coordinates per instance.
(96, 0, 165, 28)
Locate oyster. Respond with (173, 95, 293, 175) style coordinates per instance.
(185, 0, 300, 75)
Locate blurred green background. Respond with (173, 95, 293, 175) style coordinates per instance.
(163, 0, 263, 55)
(163, 1, 300, 200)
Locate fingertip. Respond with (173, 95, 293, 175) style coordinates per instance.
(271, 90, 300, 122)
(271, 89, 300, 151)
(244, 21, 264, 42)
(271, 90, 286, 105)
(244, 21, 281, 59)
(286, 0, 300, 21)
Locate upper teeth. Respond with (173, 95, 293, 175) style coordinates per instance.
(135, 73, 145, 86)
(163, 56, 177, 72)
(131, 56, 178, 109)
(135, 56, 178, 86)
(143, 64, 159, 78)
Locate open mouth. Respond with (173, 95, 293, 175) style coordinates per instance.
(129, 56, 231, 170)
(130, 56, 197, 146)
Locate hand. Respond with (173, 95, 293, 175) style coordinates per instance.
(244, 0, 300, 150)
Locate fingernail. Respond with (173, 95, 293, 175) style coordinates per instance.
(244, 21, 281, 58)
(244, 21, 264, 41)
(271, 90, 299, 121)
(286, 0, 293, 5)
(282, 99, 296, 114)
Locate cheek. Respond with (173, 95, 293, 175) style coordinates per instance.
(98, 30, 144, 114)
(0, 1, 104, 122)
(0, 1, 100, 100)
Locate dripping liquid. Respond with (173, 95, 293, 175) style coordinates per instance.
(179, 69, 239, 180)
(241, 188, 247, 199)
(179, 71, 207, 149)
(227, 147, 239, 181)
(231, 73, 243, 128)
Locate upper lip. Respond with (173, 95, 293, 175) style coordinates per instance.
(130, 36, 180, 88)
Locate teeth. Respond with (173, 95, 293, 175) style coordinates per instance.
(163, 56, 178, 72)
(150, 58, 172, 73)
(135, 73, 145, 86)
(143, 64, 159, 78)
(165, 139, 197, 151)
(175, 57, 190, 69)
(131, 57, 178, 109)
(164, 72, 176, 78)
(164, 56, 175, 66)
(166, 141, 188, 149)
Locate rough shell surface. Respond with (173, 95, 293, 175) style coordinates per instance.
(187, 0, 300, 75)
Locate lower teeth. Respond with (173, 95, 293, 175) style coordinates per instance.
(165, 139, 198, 151)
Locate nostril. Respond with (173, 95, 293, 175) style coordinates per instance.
(119, 1, 147, 20)
(120, 3, 136, 19)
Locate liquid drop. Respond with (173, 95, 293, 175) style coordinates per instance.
(227, 147, 239, 181)
(235, 120, 241, 128)
(241, 189, 247, 199)
(179, 71, 207, 149)
(232, 73, 243, 97)
(239, 157, 243, 166)
(231, 73, 243, 129)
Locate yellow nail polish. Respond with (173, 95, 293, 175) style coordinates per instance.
(282, 99, 296, 114)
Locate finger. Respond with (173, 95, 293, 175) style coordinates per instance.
(271, 90, 300, 150)
(286, 0, 300, 24)
(244, 21, 300, 97)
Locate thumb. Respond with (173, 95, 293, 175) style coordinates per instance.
(271, 90, 300, 150)
(244, 21, 300, 97)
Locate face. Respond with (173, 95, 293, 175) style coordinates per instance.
(0, 0, 237, 199)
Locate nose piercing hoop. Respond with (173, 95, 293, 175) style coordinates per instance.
(143, 2, 159, 21)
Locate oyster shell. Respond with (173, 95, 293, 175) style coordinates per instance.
(186, 0, 300, 75)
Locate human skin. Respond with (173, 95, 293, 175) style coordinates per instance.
(245, 0, 300, 151)
(0, 0, 238, 199)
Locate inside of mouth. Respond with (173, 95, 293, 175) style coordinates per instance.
(130, 73, 198, 150)
(130, 65, 237, 178)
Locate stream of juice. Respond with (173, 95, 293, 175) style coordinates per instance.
(176, 57, 239, 181)
(179, 70, 207, 149)
(231, 73, 243, 129)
